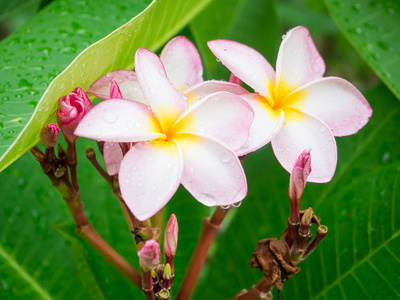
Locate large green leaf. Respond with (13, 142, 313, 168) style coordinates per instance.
(324, 0, 400, 100)
(0, 0, 213, 172)
(0, 137, 145, 299)
(193, 84, 400, 299)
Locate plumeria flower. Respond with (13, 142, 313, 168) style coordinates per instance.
(88, 36, 249, 175)
(75, 48, 254, 221)
(208, 26, 372, 182)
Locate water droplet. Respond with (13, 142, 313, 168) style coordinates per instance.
(220, 152, 231, 163)
(220, 205, 231, 209)
(90, 110, 96, 115)
(128, 75, 136, 81)
(165, 161, 172, 168)
(150, 88, 156, 94)
(232, 201, 242, 208)
(382, 152, 390, 162)
(125, 179, 130, 184)
(216, 58, 221, 62)
(148, 155, 154, 162)
(127, 122, 134, 129)
(151, 184, 157, 190)
(104, 112, 118, 124)
(197, 70, 203, 78)
(106, 73, 112, 78)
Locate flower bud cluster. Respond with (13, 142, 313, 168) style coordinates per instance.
(283, 150, 328, 263)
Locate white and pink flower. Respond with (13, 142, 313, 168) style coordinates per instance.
(75, 48, 254, 221)
(208, 26, 372, 182)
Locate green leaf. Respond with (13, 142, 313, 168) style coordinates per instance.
(324, 0, 400, 100)
(192, 84, 400, 299)
(190, 0, 279, 80)
(54, 223, 107, 300)
(0, 137, 145, 299)
(0, 0, 213, 172)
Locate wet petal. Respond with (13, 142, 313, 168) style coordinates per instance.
(74, 99, 164, 142)
(160, 36, 203, 91)
(103, 142, 123, 175)
(236, 93, 284, 156)
(184, 80, 249, 105)
(285, 77, 372, 136)
(135, 48, 188, 131)
(173, 92, 254, 150)
(271, 109, 337, 183)
(208, 39, 275, 99)
(119, 140, 184, 221)
(87, 70, 146, 103)
(176, 133, 247, 206)
(275, 26, 325, 95)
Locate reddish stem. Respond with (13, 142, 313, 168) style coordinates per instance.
(176, 207, 229, 300)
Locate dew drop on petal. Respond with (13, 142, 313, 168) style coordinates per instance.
(220, 152, 231, 163)
(104, 112, 118, 124)
(165, 161, 172, 168)
(127, 122, 134, 129)
(221, 204, 231, 209)
(90, 110, 96, 115)
(128, 75, 136, 81)
(148, 155, 154, 162)
(125, 179, 130, 184)
(150, 88, 156, 94)
(232, 201, 242, 208)
(151, 184, 157, 191)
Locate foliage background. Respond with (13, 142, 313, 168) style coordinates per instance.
(0, 0, 399, 299)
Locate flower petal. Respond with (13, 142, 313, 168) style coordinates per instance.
(275, 26, 325, 95)
(176, 133, 247, 206)
(236, 93, 284, 156)
(207, 39, 275, 99)
(87, 70, 146, 103)
(285, 77, 372, 136)
(135, 48, 188, 131)
(173, 92, 254, 151)
(119, 140, 184, 221)
(74, 99, 164, 142)
(184, 80, 249, 105)
(271, 109, 337, 183)
(160, 36, 203, 91)
(103, 142, 123, 175)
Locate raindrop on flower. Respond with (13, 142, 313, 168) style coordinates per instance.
(104, 112, 118, 124)
(220, 152, 231, 163)
(232, 201, 242, 208)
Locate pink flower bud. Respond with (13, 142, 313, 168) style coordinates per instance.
(288, 149, 312, 224)
(40, 123, 59, 148)
(57, 87, 92, 143)
(138, 240, 161, 272)
(110, 81, 123, 99)
(289, 149, 312, 203)
(164, 214, 178, 257)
